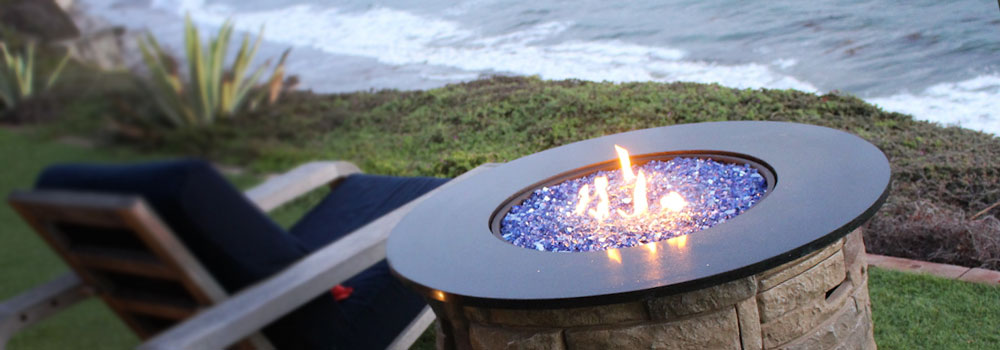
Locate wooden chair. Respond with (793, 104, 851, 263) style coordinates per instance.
(0, 160, 496, 349)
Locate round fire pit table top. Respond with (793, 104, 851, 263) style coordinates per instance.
(387, 121, 890, 308)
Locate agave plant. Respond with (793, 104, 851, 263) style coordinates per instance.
(137, 15, 292, 127)
(0, 41, 70, 110)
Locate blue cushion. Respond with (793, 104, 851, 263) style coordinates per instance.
(290, 174, 449, 250)
(35, 159, 308, 292)
(284, 174, 447, 349)
(35, 160, 447, 349)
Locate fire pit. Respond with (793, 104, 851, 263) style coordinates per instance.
(388, 121, 889, 350)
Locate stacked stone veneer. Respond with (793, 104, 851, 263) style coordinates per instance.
(434, 229, 875, 350)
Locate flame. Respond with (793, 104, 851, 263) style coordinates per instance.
(574, 184, 591, 215)
(617, 171, 648, 218)
(614, 144, 636, 181)
(588, 177, 611, 221)
(646, 242, 657, 254)
(574, 145, 688, 226)
(606, 249, 622, 264)
(660, 192, 687, 212)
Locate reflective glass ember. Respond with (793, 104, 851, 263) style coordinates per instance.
(500, 157, 768, 252)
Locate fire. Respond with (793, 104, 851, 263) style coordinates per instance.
(660, 192, 687, 212)
(575, 145, 688, 222)
(587, 176, 611, 221)
(574, 184, 591, 215)
(617, 171, 648, 218)
(614, 145, 636, 181)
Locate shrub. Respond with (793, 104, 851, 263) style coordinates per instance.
(136, 15, 292, 127)
(0, 41, 69, 110)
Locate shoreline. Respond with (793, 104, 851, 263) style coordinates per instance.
(71, 0, 1000, 136)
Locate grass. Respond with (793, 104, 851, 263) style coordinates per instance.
(870, 267, 1000, 349)
(1, 127, 999, 349)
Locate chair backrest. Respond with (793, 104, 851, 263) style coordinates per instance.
(8, 190, 271, 349)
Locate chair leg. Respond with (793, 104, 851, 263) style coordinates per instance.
(386, 306, 436, 350)
(0, 273, 92, 350)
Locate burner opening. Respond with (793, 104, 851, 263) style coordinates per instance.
(490, 150, 776, 252)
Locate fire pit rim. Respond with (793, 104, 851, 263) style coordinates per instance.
(387, 121, 890, 309)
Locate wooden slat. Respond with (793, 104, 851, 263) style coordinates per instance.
(75, 256, 175, 280)
(9, 191, 135, 229)
(118, 201, 229, 304)
(71, 251, 177, 280)
(8, 190, 273, 349)
(116, 299, 197, 320)
(139, 163, 500, 350)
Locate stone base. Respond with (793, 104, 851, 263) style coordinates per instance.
(433, 229, 875, 350)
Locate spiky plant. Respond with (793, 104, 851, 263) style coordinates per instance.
(137, 15, 292, 127)
(0, 41, 70, 110)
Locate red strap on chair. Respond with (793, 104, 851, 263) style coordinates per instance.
(331, 284, 354, 301)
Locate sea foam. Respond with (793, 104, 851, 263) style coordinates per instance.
(871, 75, 1000, 135)
(146, 1, 817, 91)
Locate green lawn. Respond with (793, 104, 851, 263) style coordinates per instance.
(1, 129, 999, 349)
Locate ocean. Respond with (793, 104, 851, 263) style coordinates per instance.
(77, 0, 1000, 135)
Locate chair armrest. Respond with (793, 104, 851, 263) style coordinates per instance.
(0, 273, 92, 349)
(139, 163, 501, 350)
(244, 161, 362, 212)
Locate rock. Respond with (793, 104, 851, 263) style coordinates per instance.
(63, 26, 127, 70)
(0, 0, 79, 41)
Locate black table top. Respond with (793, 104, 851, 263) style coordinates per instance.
(387, 121, 890, 308)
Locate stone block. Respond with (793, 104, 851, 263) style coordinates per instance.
(489, 301, 648, 327)
(831, 305, 875, 350)
(842, 229, 865, 268)
(435, 320, 448, 350)
(465, 306, 490, 323)
(760, 278, 854, 348)
(843, 229, 868, 285)
(469, 323, 565, 350)
(735, 297, 762, 350)
(647, 276, 756, 319)
(758, 250, 846, 322)
(758, 237, 845, 291)
(565, 308, 741, 350)
(774, 295, 862, 350)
